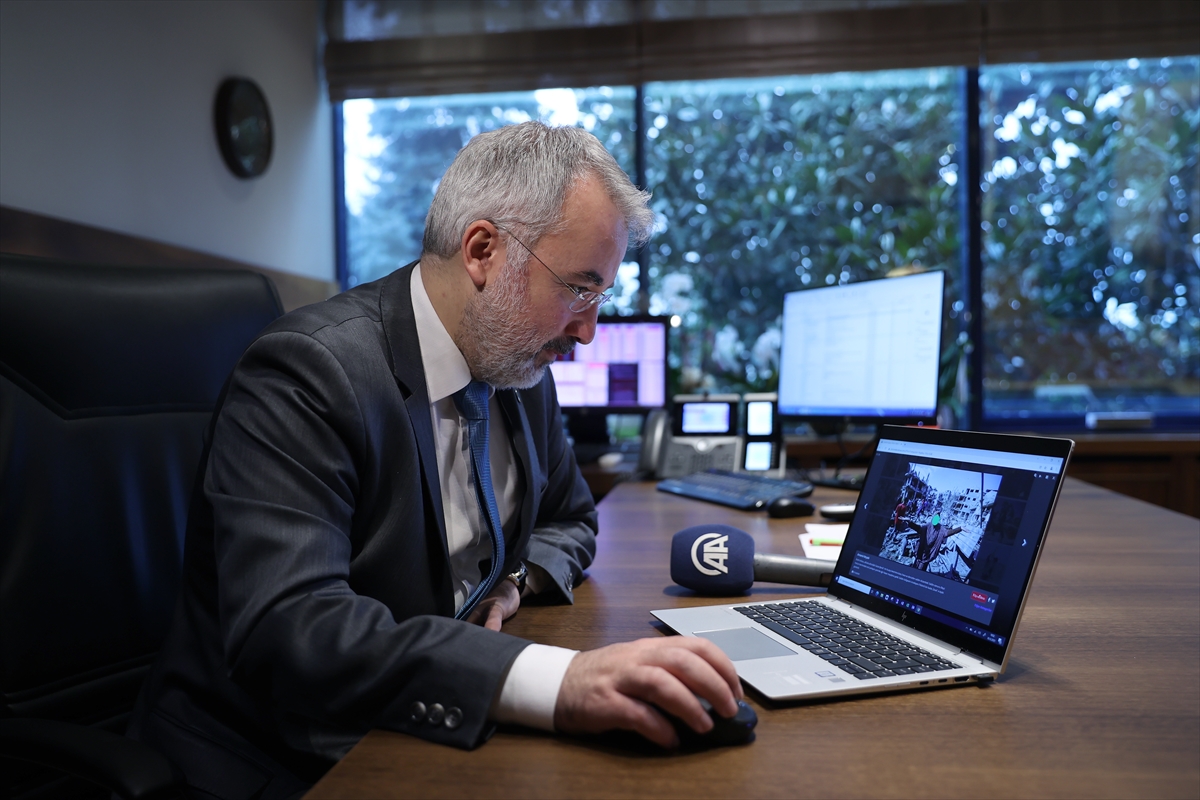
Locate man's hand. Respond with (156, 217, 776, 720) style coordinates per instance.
(465, 579, 520, 631)
(553, 637, 743, 748)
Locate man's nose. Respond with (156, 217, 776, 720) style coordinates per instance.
(565, 304, 600, 345)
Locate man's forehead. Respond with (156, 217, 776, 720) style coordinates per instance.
(553, 228, 627, 289)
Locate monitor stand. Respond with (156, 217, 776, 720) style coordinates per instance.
(805, 418, 872, 491)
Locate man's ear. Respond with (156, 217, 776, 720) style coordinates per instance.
(461, 220, 501, 290)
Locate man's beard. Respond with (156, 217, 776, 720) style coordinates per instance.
(455, 261, 575, 389)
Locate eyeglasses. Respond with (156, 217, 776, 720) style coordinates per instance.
(494, 224, 612, 313)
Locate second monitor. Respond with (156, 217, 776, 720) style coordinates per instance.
(550, 315, 669, 445)
(777, 270, 946, 427)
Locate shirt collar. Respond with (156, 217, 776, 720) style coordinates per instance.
(411, 262, 474, 404)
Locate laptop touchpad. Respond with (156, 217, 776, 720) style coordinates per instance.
(696, 627, 796, 661)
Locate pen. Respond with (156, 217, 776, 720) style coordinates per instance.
(809, 537, 845, 546)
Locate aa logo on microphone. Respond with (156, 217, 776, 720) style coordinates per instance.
(690, 532, 729, 575)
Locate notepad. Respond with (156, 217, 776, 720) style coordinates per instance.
(800, 523, 848, 561)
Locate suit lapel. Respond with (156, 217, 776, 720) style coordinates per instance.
(380, 262, 451, 566)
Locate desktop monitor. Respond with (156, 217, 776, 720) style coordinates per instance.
(549, 315, 669, 444)
(777, 271, 946, 427)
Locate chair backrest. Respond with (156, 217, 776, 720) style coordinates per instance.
(0, 255, 282, 733)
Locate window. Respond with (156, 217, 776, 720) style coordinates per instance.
(643, 69, 962, 395)
(979, 57, 1199, 425)
(342, 87, 636, 290)
(339, 59, 1199, 430)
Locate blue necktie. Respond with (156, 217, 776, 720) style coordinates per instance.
(451, 380, 506, 620)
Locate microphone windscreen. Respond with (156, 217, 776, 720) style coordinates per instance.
(670, 525, 755, 595)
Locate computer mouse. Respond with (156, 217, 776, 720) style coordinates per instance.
(767, 495, 815, 518)
(664, 697, 758, 748)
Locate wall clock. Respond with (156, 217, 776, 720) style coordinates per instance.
(214, 78, 273, 178)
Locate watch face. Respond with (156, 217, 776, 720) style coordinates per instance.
(214, 78, 273, 178)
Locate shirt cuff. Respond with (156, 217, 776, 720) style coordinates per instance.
(522, 561, 552, 598)
(489, 644, 578, 731)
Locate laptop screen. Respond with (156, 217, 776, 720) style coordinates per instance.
(828, 425, 1074, 666)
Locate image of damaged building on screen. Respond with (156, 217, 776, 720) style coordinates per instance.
(878, 464, 1001, 583)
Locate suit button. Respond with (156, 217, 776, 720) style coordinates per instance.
(426, 703, 445, 725)
(409, 701, 426, 723)
(444, 707, 463, 730)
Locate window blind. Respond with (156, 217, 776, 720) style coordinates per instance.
(323, 0, 1199, 100)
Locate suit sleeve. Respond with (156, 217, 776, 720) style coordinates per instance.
(206, 330, 527, 755)
(518, 377, 598, 604)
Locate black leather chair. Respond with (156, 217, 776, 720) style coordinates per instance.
(0, 255, 283, 799)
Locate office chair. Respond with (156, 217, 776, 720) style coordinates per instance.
(0, 255, 283, 799)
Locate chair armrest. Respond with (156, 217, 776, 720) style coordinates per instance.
(0, 717, 185, 800)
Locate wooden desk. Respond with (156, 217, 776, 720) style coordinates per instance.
(308, 479, 1200, 799)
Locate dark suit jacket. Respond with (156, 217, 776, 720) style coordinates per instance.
(128, 264, 598, 800)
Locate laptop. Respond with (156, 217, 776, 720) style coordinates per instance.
(652, 425, 1074, 701)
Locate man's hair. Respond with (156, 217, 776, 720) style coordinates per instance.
(422, 121, 654, 262)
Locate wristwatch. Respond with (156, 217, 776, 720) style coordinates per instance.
(505, 562, 527, 594)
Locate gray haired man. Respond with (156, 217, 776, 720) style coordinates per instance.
(129, 121, 741, 800)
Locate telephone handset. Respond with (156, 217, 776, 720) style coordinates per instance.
(637, 408, 670, 475)
(638, 394, 785, 479)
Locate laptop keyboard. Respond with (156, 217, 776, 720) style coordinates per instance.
(734, 601, 961, 680)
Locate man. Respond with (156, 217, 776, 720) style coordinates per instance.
(129, 121, 741, 799)
(905, 513, 949, 571)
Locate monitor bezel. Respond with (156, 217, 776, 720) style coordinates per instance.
(776, 271, 947, 428)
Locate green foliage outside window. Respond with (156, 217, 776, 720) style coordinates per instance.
(344, 88, 635, 288)
(979, 57, 1200, 421)
(341, 59, 1198, 427)
(642, 70, 962, 396)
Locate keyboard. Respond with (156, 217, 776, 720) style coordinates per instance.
(734, 601, 961, 680)
(656, 469, 814, 510)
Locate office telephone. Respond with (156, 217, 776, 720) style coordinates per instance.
(638, 394, 785, 479)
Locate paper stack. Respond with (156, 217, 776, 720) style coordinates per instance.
(800, 523, 848, 562)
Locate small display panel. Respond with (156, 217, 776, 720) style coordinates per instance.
(550, 317, 667, 410)
(742, 441, 776, 471)
(741, 394, 781, 473)
(681, 402, 734, 435)
(745, 400, 775, 436)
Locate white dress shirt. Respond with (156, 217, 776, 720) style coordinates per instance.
(409, 264, 577, 731)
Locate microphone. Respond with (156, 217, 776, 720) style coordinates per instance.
(670, 524, 836, 596)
